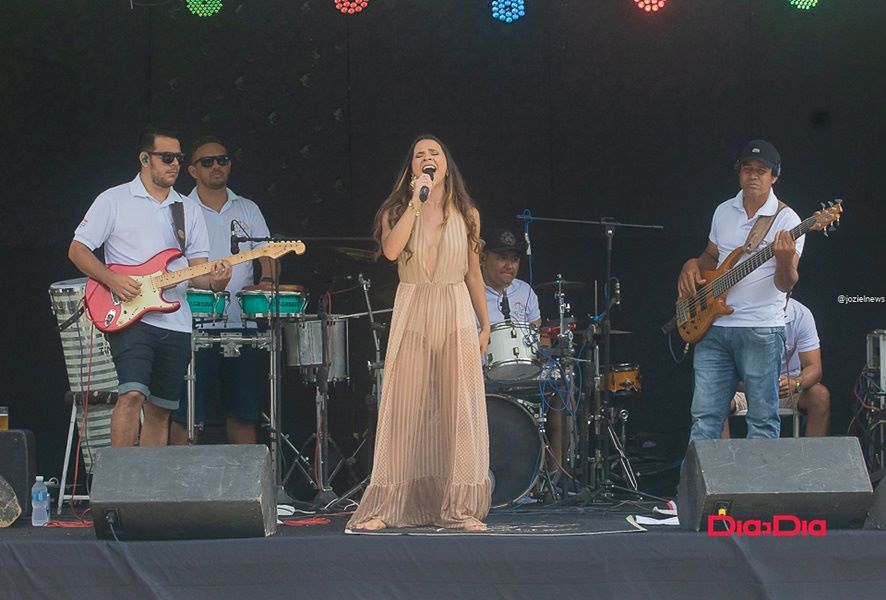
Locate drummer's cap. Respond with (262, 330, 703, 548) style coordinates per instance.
(482, 227, 528, 255)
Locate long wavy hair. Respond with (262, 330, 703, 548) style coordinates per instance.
(372, 134, 479, 261)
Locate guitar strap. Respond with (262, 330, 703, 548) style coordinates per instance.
(743, 200, 787, 253)
(171, 201, 186, 251)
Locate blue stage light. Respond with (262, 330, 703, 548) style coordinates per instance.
(491, 0, 525, 24)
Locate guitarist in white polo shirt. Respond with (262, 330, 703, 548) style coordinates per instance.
(68, 126, 232, 447)
(676, 140, 804, 442)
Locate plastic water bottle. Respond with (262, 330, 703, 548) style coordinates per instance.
(31, 476, 49, 526)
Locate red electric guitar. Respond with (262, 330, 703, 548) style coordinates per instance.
(84, 240, 305, 333)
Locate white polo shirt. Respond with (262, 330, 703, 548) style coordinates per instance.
(782, 299, 820, 377)
(74, 174, 210, 333)
(485, 278, 540, 325)
(708, 189, 804, 327)
(189, 187, 270, 330)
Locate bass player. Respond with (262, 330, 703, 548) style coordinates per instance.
(676, 139, 803, 442)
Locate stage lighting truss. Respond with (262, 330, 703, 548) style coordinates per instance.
(491, 0, 525, 24)
(335, 0, 370, 14)
(789, 0, 818, 10)
(634, 0, 667, 12)
(186, 0, 223, 17)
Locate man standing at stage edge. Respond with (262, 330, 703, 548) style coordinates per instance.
(169, 136, 275, 445)
(677, 140, 804, 441)
(69, 127, 231, 447)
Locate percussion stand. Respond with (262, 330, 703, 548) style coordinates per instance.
(229, 231, 311, 501)
(310, 292, 338, 507)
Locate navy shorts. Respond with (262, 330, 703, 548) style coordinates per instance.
(171, 334, 264, 425)
(107, 322, 191, 410)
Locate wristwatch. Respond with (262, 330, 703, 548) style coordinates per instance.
(794, 379, 804, 394)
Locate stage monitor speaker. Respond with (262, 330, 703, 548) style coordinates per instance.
(0, 429, 37, 518)
(678, 437, 873, 531)
(90, 444, 276, 540)
(864, 478, 886, 529)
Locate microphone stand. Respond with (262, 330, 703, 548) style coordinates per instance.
(515, 211, 663, 501)
(230, 232, 301, 502)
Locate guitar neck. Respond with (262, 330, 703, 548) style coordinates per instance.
(152, 247, 268, 289)
(710, 216, 817, 297)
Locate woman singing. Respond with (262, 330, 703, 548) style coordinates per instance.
(347, 135, 492, 532)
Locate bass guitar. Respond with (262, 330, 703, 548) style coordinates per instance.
(84, 240, 305, 333)
(675, 202, 842, 344)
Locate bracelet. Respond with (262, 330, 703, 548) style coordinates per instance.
(408, 200, 421, 217)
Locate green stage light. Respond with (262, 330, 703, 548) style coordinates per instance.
(187, 0, 223, 17)
(789, 0, 819, 10)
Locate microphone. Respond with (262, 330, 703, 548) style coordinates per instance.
(230, 220, 240, 255)
(419, 165, 436, 202)
(500, 290, 511, 321)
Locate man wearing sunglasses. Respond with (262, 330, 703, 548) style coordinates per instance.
(169, 135, 275, 446)
(69, 126, 232, 447)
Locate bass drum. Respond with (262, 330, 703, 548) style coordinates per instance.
(486, 394, 543, 508)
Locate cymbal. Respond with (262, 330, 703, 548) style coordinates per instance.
(533, 279, 586, 291)
(330, 247, 377, 263)
(588, 326, 631, 337)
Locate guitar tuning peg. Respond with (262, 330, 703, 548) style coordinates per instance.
(820, 202, 826, 210)
(823, 229, 829, 238)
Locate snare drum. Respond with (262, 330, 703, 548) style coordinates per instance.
(485, 321, 541, 382)
(237, 284, 307, 319)
(486, 394, 543, 508)
(603, 363, 641, 395)
(284, 315, 349, 382)
(48, 278, 119, 393)
(187, 288, 230, 320)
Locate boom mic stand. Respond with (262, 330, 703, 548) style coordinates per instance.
(515, 211, 663, 501)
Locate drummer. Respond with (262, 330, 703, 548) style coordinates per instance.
(481, 227, 569, 477)
(481, 227, 540, 327)
(169, 135, 277, 446)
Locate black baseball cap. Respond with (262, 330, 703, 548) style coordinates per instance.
(737, 139, 781, 174)
(482, 227, 527, 255)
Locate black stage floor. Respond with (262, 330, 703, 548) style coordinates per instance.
(3, 504, 886, 600)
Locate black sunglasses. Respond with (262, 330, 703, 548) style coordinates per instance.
(148, 151, 186, 165)
(194, 155, 231, 168)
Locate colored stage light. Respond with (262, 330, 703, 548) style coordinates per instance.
(335, 0, 369, 14)
(634, 0, 667, 12)
(491, 0, 525, 24)
(789, 0, 818, 10)
(186, 0, 223, 17)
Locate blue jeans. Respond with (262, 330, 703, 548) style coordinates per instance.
(690, 326, 785, 442)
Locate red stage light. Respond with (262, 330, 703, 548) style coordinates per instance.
(334, 0, 369, 14)
(634, 0, 667, 12)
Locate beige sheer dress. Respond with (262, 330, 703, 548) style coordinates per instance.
(347, 209, 491, 529)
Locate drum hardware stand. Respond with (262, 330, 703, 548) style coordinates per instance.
(331, 274, 387, 507)
(516, 211, 663, 500)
